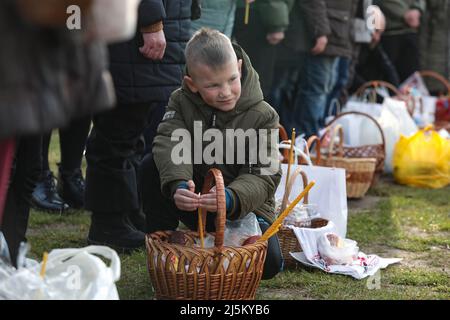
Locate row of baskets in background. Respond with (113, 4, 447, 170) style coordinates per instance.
(279, 110, 385, 199)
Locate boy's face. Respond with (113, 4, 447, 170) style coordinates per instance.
(184, 58, 242, 112)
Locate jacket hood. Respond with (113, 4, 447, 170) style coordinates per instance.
(181, 43, 264, 116)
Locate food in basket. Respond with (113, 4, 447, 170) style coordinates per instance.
(282, 204, 320, 228)
(169, 231, 187, 245)
(317, 233, 359, 265)
(242, 235, 261, 246)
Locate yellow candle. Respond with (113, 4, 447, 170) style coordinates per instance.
(198, 193, 204, 248)
(244, 2, 250, 25)
(40, 252, 49, 278)
(260, 181, 315, 241)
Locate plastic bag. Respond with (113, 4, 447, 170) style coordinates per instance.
(393, 126, 450, 189)
(223, 213, 262, 247)
(0, 245, 121, 300)
(317, 233, 359, 266)
(281, 204, 320, 228)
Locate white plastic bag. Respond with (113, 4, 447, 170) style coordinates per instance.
(223, 212, 262, 247)
(317, 233, 359, 266)
(341, 97, 418, 172)
(0, 246, 121, 300)
(89, 0, 141, 43)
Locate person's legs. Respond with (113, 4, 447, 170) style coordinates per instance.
(397, 33, 420, 82)
(143, 102, 167, 155)
(293, 54, 338, 137)
(85, 103, 152, 250)
(0, 138, 15, 223)
(325, 57, 351, 123)
(1, 135, 41, 267)
(381, 34, 419, 83)
(57, 115, 91, 209)
(257, 217, 283, 280)
(31, 133, 68, 212)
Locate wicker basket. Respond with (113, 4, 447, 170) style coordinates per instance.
(325, 111, 386, 184)
(277, 167, 329, 268)
(145, 169, 268, 300)
(319, 125, 377, 199)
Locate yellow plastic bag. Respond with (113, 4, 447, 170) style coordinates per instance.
(393, 126, 450, 188)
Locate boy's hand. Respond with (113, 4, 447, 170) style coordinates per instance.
(173, 180, 199, 211)
(404, 9, 421, 28)
(140, 29, 166, 60)
(199, 186, 218, 212)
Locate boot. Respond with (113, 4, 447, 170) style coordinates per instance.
(57, 166, 85, 209)
(87, 212, 145, 253)
(31, 171, 69, 212)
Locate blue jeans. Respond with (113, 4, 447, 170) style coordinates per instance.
(325, 57, 351, 123)
(292, 54, 338, 137)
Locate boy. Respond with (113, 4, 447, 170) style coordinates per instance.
(140, 28, 283, 279)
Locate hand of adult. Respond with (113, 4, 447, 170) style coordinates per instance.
(404, 9, 421, 28)
(139, 29, 166, 60)
(266, 31, 285, 45)
(173, 180, 199, 211)
(311, 35, 328, 55)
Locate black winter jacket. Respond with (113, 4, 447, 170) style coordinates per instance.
(108, 0, 193, 105)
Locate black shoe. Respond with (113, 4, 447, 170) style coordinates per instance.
(31, 171, 69, 213)
(87, 213, 145, 253)
(57, 166, 85, 209)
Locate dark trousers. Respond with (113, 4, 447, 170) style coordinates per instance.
(139, 155, 284, 280)
(41, 115, 91, 172)
(381, 33, 420, 83)
(1, 135, 41, 267)
(85, 103, 152, 214)
(143, 102, 166, 155)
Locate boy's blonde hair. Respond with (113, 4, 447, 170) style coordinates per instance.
(185, 28, 237, 73)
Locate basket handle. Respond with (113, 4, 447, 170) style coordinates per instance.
(325, 111, 386, 151)
(355, 80, 402, 98)
(305, 136, 321, 165)
(201, 168, 226, 249)
(328, 124, 344, 157)
(419, 70, 450, 95)
(278, 124, 290, 163)
(281, 167, 309, 212)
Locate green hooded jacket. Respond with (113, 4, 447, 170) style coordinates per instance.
(152, 44, 282, 223)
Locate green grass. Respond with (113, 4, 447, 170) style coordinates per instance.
(25, 132, 450, 300)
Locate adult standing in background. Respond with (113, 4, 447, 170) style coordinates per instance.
(85, 0, 197, 251)
(420, 0, 450, 95)
(279, 0, 358, 137)
(233, 0, 294, 98)
(374, 0, 426, 82)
